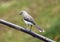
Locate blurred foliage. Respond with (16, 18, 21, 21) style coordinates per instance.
(0, 0, 60, 42)
(44, 19, 60, 42)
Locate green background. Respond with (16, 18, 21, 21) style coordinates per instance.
(0, 0, 60, 42)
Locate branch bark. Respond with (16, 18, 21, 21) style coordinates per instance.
(0, 19, 55, 42)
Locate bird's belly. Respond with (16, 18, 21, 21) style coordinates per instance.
(24, 20, 33, 25)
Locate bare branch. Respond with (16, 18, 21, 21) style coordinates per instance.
(0, 19, 55, 42)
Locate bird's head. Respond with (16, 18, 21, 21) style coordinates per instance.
(19, 11, 23, 15)
(19, 11, 27, 15)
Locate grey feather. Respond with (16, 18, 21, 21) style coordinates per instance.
(34, 24, 44, 32)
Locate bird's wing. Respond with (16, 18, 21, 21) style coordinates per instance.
(24, 17, 36, 25)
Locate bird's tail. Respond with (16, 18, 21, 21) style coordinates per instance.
(34, 24, 45, 32)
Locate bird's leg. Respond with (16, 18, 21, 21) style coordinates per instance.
(25, 24, 29, 30)
(30, 25, 35, 39)
(24, 26, 26, 30)
(30, 25, 32, 31)
(24, 24, 27, 30)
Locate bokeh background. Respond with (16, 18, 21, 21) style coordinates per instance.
(0, 0, 60, 42)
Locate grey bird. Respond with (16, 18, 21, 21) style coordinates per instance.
(19, 10, 44, 32)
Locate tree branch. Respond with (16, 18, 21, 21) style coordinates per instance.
(0, 19, 55, 42)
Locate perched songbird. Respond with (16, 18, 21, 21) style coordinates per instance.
(19, 10, 44, 32)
